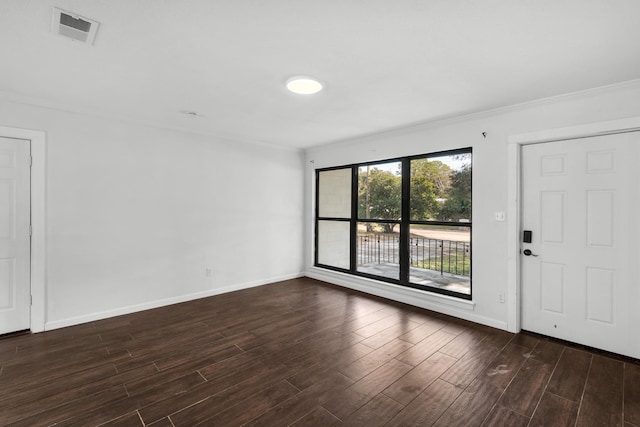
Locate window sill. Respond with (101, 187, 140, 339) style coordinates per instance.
(307, 266, 476, 312)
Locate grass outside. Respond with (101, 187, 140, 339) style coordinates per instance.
(413, 258, 471, 277)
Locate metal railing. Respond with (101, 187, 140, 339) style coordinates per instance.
(357, 234, 471, 277)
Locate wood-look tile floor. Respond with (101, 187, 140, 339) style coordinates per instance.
(1, 277, 639, 427)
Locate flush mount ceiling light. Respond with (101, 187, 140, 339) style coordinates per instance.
(286, 76, 323, 95)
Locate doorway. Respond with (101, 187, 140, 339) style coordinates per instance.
(520, 131, 639, 359)
(0, 136, 31, 334)
(0, 126, 46, 334)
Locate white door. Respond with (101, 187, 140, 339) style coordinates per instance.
(521, 131, 640, 359)
(0, 136, 31, 334)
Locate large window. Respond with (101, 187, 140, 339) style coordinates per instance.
(315, 148, 472, 299)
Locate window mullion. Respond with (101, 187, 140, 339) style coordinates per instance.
(314, 170, 319, 266)
(350, 165, 358, 273)
(399, 159, 410, 282)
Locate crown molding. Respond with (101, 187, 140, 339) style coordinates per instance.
(0, 90, 303, 153)
(307, 78, 640, 152)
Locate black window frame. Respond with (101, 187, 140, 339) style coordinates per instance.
(315, 147, 472, 300)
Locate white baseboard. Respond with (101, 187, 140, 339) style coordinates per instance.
(44, 272, 304, 331)
(307, 267, 508, 331)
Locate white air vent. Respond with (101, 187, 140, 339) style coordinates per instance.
(52, 7, 99, 45)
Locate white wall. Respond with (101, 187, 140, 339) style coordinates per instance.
(3, 80, 639, 333)
(305, 80, 640, 330)
(0, 100, 305, 329)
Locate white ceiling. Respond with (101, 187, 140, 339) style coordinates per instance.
(1, 1, 640, 149)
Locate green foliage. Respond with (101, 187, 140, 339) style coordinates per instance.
(438, 165, 472, 221)
(410, 159, 451, 220)
(358, 155, 471, 228)
(358, 167, 401, 232)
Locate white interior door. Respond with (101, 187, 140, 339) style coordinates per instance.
(521, 131, 640, 359)
(0, 136, 31, 334)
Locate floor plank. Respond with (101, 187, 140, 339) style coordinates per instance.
(5, 385, 129, 427)
(394, 329, 457, 366)
(344, 393, 404, 426)
(387, 378, 463, 426)
(545, 347, 592, 402)
(98, 411, 144, 426)
(529, 392, 579, 427)
(625, 363, 640, 426)
(323, 358, 412, 420)
(244, 372, 353, 427)
(478, 342, 531, 389)
(439, 329, 488, 359)
(575, 354, 624, 426)
(291, 406, 342, 426)
(496, 337, 564, 418)
(382, 351, 457, 405)
(481, 404, 530, 427)
(338, 338, 413, 382)
(190, 380, 298, 426)
(433, 378, 503, 427)
(497, 358, 555, 417)
(439, 340, 500, 388)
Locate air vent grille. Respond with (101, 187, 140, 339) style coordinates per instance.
(52, 7, 99, 45)
(60, 13, 92, 32)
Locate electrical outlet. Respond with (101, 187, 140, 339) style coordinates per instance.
(497, 292, 505, 303)
(205, 268, 212, 277)
(494, 211, 506, 221)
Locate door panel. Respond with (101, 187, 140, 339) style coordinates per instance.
(0, 137, 30, 334)
(586, 190, 614, 247)
(540, 262, 564, 314)
(540, 191, 565, 244)
(585, 267, 614, 324)
(521, 131, 640, 359)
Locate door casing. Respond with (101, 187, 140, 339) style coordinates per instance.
(507, 117, 640, 334)
(0, 125, 45, 333)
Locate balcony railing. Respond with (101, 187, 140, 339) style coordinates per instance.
(357, 234, 471, 277)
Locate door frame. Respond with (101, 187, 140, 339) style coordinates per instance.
(0, 125, 46, 333)
(506, 117, 640, 333)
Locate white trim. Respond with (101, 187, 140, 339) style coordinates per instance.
(306, 267, 508, 330)
(45, 272, 304, 331)
(0, 90, 302, 154)
(506, 116, 640, 334)
(3, 80, 640, 154)
(307, 79, 640, 152)
(505, 141, 521, 333)
(0, 125, 46, 333)
(509, 117, 640, 145)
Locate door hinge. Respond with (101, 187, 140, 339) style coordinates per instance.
(29, 225, 32, 236)
(29, 156, 33, 167)
(30, 295, 33, 306)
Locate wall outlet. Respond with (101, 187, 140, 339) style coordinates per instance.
(497, 292, 505, 303)
(205, 268, 212, 277)
(494, 211, 506, 221)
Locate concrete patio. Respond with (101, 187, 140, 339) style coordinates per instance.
(357, 262, 471, 294)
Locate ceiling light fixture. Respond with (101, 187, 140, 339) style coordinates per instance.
(286, 76, 323, 95)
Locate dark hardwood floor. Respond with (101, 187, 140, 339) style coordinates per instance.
(1, 277, 638, 426)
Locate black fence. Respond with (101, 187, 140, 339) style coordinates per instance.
(357, 234, 471, 277)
